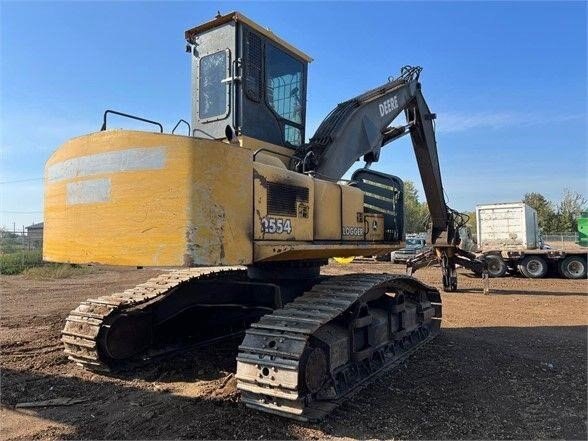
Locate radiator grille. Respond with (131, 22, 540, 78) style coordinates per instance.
(267, 182, 309, 217)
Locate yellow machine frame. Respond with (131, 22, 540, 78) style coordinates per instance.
(44, 131, 394, 267)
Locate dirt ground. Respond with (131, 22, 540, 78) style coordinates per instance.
(1, 263, 586, 440)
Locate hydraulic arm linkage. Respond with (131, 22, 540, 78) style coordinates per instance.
(294, 66, 487, 292)
(406, 212, 489, 293)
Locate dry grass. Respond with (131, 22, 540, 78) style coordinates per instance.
(22, 263, 98, 280)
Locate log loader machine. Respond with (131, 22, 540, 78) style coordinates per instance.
(46, 12, 482, 421)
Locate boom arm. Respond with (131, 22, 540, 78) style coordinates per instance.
(294, 66, 450, 244)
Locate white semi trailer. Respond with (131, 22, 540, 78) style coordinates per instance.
(476, 202, 587, 279)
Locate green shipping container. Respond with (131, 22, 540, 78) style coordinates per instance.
(578, 211, 588, 247)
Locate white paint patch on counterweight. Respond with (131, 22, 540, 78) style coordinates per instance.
(47, 147, 166, 182)
(67, 178, 111, 205)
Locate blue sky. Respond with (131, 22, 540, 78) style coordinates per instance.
(1, 1, 586, 229)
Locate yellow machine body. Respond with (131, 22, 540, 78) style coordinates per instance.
(43, 130, 394, 267)
(53, 13, 451, 422)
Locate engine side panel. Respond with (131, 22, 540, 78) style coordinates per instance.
(253, 162, 314, 241)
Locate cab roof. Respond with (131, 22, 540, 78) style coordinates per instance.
(185, 11, 313, 63)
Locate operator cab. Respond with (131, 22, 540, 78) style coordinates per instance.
(185, 12, 312, 149)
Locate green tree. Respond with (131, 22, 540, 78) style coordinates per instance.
(523, 192, 556, 232)
(463, 210, 477, 236)
(554, 189, 587, 232)
(0, 228, 22, 254)
(403, 180, 429, 234)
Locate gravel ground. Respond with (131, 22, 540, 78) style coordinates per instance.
(1, 263, 586, 440)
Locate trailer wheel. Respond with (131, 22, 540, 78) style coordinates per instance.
(485, 254, 507, 278)
(558, 256, 587, 279)
(518, 256, 548, 278)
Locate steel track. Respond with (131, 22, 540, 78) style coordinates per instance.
(61, 267, 246, 371)
(236, 273, 442, 421)
(62, 268, 442, 422)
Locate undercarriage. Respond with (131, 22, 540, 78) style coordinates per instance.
(62, 263, 441, 420)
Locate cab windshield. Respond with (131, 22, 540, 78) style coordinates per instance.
(265, 43, 304, 146)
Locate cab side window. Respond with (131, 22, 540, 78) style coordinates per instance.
(199, 50, 229, 121)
